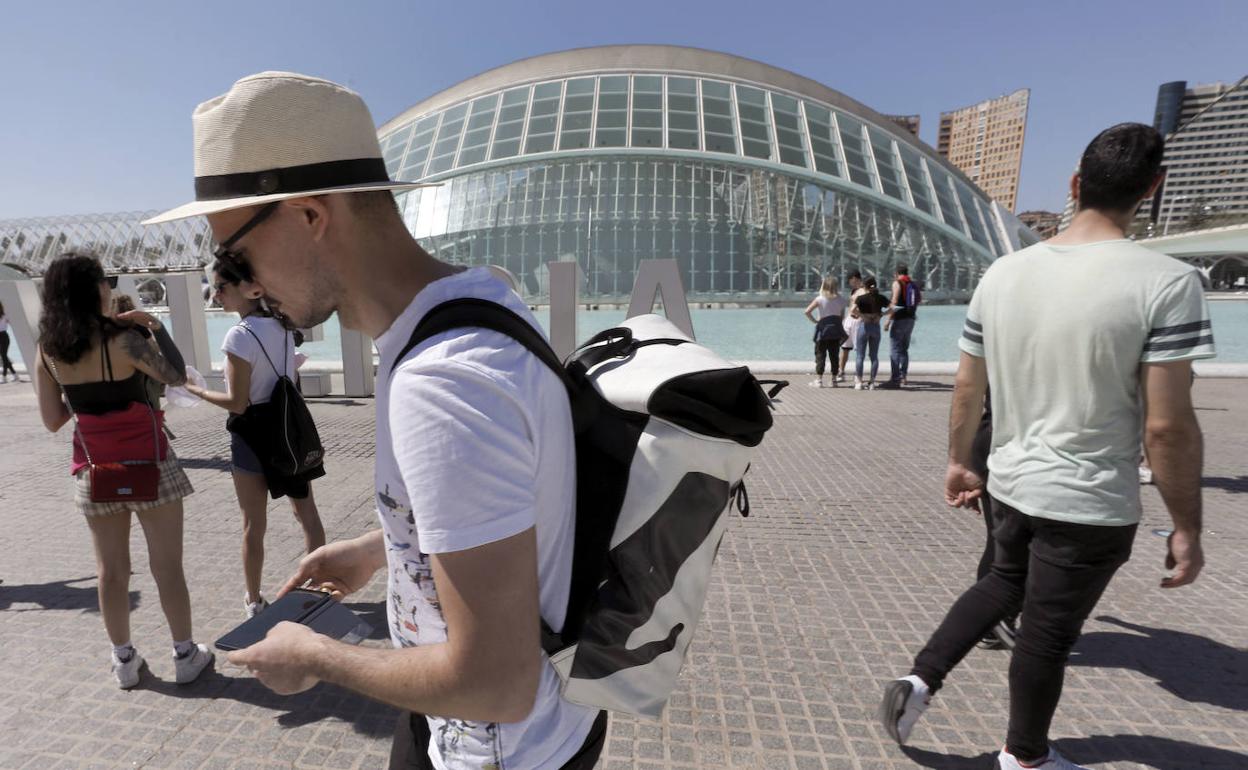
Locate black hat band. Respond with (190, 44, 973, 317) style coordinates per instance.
(194, 157, 392, 201)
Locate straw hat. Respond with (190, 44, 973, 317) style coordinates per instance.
(144, 71, 434, 225)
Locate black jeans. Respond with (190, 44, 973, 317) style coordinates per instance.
(814, 338, 840, 376)
(0, 331, 14, 377)
(389, 709, 608, 770)
(911, 501, 1136, 760)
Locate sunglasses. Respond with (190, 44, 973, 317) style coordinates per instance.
(213, 201, 281, 284)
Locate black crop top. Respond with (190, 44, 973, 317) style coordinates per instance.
(855, 291, 890, 316)
(53, 333, 153, 416)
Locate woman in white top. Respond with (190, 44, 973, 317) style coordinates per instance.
(803, 276, 848, 388)
(184, 264, 325, 618)
(0, 301, 17, 382)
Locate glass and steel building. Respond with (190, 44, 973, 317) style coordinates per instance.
(380, 46, 1035, 300)
(0, 211, 212, 276)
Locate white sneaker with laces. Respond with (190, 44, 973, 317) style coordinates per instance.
(111, 649, 146, 690)
(174, 643, 215, 684)
(879, 674, 931, 745)
(854, 378, 864, 390)
(245, 594, 269, 619)
(995, 746, 1089, 769)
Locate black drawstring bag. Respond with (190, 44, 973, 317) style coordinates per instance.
(227, 323, 324, 477)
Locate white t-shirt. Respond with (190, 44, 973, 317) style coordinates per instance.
(0, 314, 9, 333)
(373, 268, 596, 770)
(960, 239, 1216, 526)
(814, 295, 847, 319)
(221, 316, 297, 405)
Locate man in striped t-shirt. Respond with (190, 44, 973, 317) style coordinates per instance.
(879, 124, 1215, 770)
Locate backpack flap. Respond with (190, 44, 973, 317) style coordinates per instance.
(550, 417, 753, 717)
(575, 314, 774, 446)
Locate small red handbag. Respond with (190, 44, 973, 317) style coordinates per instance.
(86, 460, 160, 502)
(46, 356, 163, 503)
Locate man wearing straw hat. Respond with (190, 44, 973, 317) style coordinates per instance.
(146, 72, 606, 770)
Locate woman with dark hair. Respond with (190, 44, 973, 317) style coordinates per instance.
(0, 300, 17, 382)
(33, 253, 213, 689)
(852, 276, 889, 390)
(184, 263, 325, 618)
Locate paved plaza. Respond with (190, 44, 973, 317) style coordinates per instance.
(0, 375, 1244, 770)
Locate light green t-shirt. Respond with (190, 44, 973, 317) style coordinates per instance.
(959, 239, 1216, 527)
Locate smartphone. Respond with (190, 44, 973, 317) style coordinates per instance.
(214, 588, 372, 651)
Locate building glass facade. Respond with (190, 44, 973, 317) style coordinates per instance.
(380, 52, 1029, 301)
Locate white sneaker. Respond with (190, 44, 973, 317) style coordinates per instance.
(808, 379, 823, 388)
(245, 594, 269, 619)
(1138, 466, 1153, 485)
(111, 649, 146, 690)
(996, 746, 1089, 769)
(854, 378, 864, 390)
(879, 675, 931, 745)
(174, 643, 215, 684)
(869, 381, 878, 391)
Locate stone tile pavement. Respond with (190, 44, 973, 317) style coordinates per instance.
(0, 375, 1243, 769)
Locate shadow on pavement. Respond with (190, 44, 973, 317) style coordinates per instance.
(142, 665, 396, 738)
(1201, 475, 1248, 494)
(308, 399, 370, 407)
(0, 575, 139, 613)
(176, 457, 232, 472)
(1069, 616, 1246, 711)
(904, 735, 1248, 769)
(343, 600, 391, 641)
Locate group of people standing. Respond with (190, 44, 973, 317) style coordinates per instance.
(804, 265, 921, 390)
(33, 253, 326, 689)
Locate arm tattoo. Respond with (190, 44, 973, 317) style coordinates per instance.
(151, 325, 186, 373)
(121, 329, 186, 386)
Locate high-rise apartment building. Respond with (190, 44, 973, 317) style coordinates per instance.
(938, 89, 1029, 211)
(1136, 78, 1248, 235)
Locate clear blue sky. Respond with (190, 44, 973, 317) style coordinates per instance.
(1, 0, 1243, 219)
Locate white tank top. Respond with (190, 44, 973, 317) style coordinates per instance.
(814, 295, 847, 320)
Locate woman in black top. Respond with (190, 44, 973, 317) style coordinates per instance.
(33, 254, 213, 689)
(852, 277, 889, 390)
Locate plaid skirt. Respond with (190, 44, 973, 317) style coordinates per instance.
(73, 451, 194, 518)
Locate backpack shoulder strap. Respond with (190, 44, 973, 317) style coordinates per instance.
(389, 298, 570, 389)
(239, 322, 282, 378)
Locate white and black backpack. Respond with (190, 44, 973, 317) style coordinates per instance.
(392, 299, 785, 717)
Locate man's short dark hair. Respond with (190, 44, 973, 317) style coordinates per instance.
(347, 190, 401, 222)
(848, 269, 862, 281)
(1078, 123, 1164, 212)
(895, 264, 909, 276)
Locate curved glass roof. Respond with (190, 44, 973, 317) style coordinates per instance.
(380, 72, 1006, 257)
(0, 211, 212, 276)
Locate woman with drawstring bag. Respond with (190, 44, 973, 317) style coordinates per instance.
(184, 261, 326, 619)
